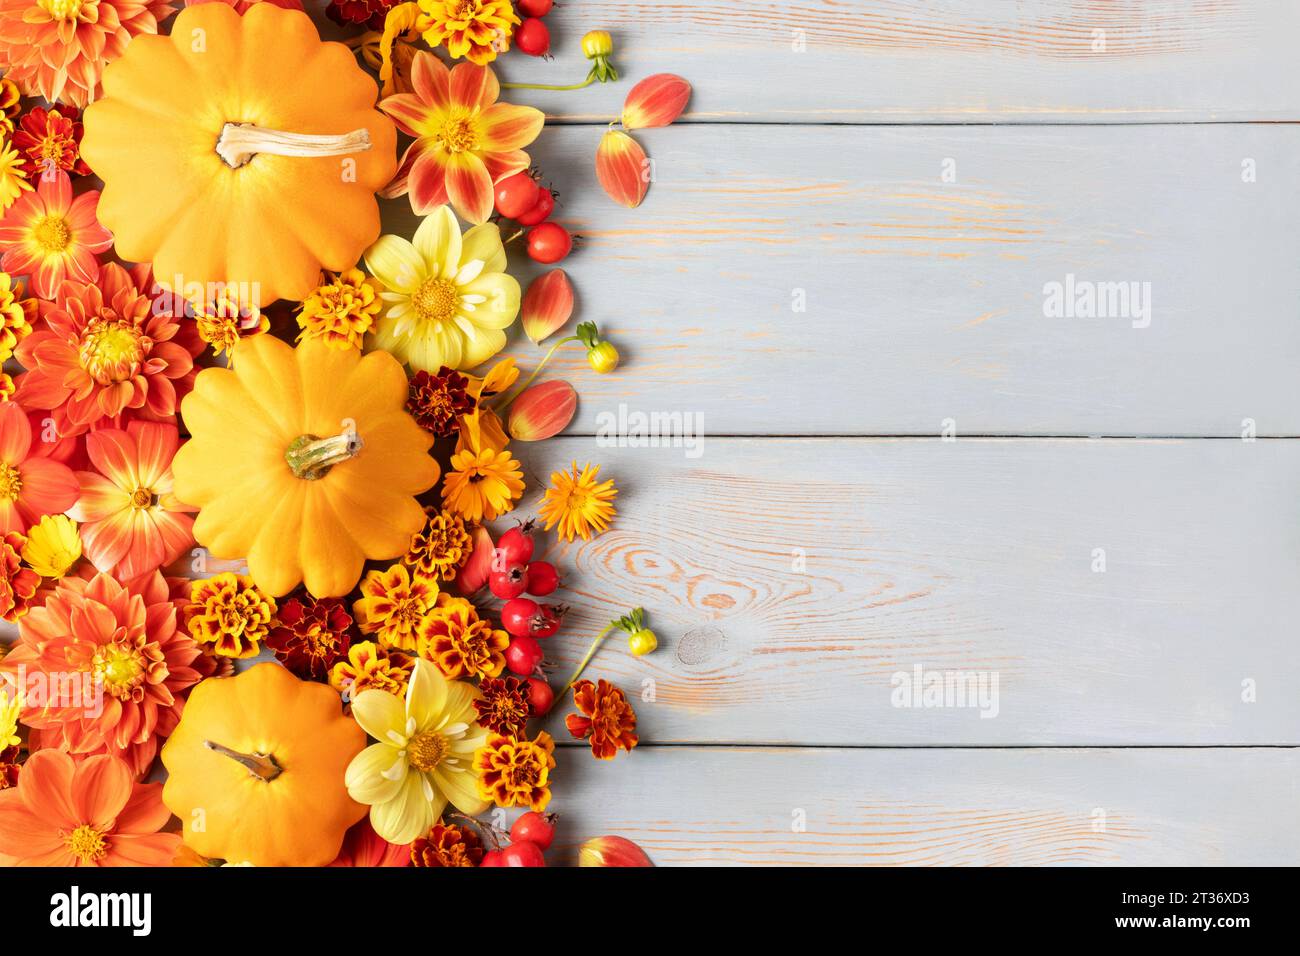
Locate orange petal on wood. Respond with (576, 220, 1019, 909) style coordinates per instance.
(621, 73, 692, 130)
(521, 269, 575, 343)
(508, 380, 577, 441)
(595, 130, 649, 208)
(454, 524, 496, 595)
(578, 835, 654, 867)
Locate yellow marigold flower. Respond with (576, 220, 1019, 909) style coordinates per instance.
(538, 461, 618, 542)
(418, 0, 519, 66)
(20, 514, 81, 579)
(416, 592, 508, 680)
(473, 731, 555, 811)
(442, 446, 524, 522)
(330, 641, 414, 701)
(352, 563, 438, 652)
(296, 268, 383, 351)
(0, 372, 13, 403)
(184, 573, 277, 659)
(0, 271, 35, 362)
(0, 684, 21, 749)
(191, 289, 270, 361)
(404, 508, 473, 582)
(0, 78, 20, 130)
(0, 139, 31, 213)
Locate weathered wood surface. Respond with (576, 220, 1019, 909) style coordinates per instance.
(489, 0, 1300, 124)
(550, 746, 1300, 866)
(519, 438, 1300, 747)
(382, 122, 1300, 437)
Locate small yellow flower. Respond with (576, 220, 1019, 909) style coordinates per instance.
(184, 573, 277, 659)
(473, 731, 555, 811)
(416, 592, 509, 680)
(296, 268, 382, 350)
(581, 30, 613, 59)
(352, 563, 438, 652)
(191, 289, 269, 361)
(0, 271, 36, 362)
(441, 446, 524, 522)
(404, 509, 474, 582)
(0, 684, 22, 749)
(538, 461, 618, 542)
(0, 372, 13, 403)
(20, 514, 81, 579)
(0, 138, 31, 213)
(575, 321, 618, 373)
(418, 0, 520, 65)
(329, 641, 414, 701)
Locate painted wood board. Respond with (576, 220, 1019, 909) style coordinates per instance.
(511, 437, 1300, 746)
(380, 122, 1300, 437)
(547, 746, 1300, 866)
(488, 0, 1300, 123)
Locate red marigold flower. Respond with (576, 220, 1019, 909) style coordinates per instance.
(409, 820, 484, 867)
(566, 678, 639, 760)
(407, 366, 474, 438)
(0, 530, 38, 623)
(473, 675, 531, 737)
(0, 570, 205, 775)
(266, 592, 355, 680)
(327, 0, 399, 29)
(0, 744, 19, 791)
(14, 262, 202, 436)
(11, 104, 91, 178)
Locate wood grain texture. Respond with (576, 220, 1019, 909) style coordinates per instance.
(489, 0, 1300, 123)
(548, 746, 1300, 865)
(515, 437, 1300, 746)
(381, 122, 1300, 437)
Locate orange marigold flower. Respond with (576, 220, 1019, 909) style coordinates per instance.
(0, 77, 19, 129)
(295, 268, 382, 351)
(329, 640, 414, 701)
(404, 507, 474, 582)
(266, 593, 354, 681)
(184, 572, 277, 659)
(352, 562, 437, 652)
(442, 445, 524, 523)
(416, 591, 508, 679)
(189, 287, 269, 361)
(0, 372, 12, 403)
(11, 104, 91, 178)
(379, 53, 542, 223)
(0, 270, 35, 362)
(472, 675, 531, 737)
(0, 170, 112, 299)
(407, 367, 474, 439)
(0, 530, 38, 623)
(566, 678, 638, 760)
(0, 751, 180, 866)
(418, 0, 519, 66)
(0, 570, 204, 775)
(473, 731, 555, 811)
(409, 820, 484, 867)
(13, 262, 202, 437)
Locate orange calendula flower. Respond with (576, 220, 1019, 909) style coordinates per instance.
(70, 421, 194, 580)
(566, 679, 639, 760)
(0, 530, 38, 622)
(0, 271, 35, 361)
(404, 507, 474, 582)
(0, 751, 181, 866)
(417, 0, 519, 66)
(329, 640, 414, 701)
(416, 591, 508, 679)
(296, 268, 382, 351)
(379, 52, 543, 223)
(442, 446, 524, 522)
(473, 731, 555, 811)
(184, 572, 277, 659)
(352, 563, 437, 651)
(409, 820, 484, 867)
(472, 675, 531, 737)
(0, 570, 204, 774)
(538, 461, 617, 542)
(0, 170, 112, 298)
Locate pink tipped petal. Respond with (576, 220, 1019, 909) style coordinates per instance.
(409, 50, 451, 112)
(379, 93, 436, 138)
(406, 147, 452, 215)
(508, 380, 578, 441)
(449, 61, 495, 109)
(595, 130, 650, 208)
(521, 269, 574, 343)
(622, 73, 692, 130)
(443, 151, 494, 225)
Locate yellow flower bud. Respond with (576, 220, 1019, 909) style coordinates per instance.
(627, 628, 657, 657)
(587, 340, 619, 374)
(582, 31, 613, 59)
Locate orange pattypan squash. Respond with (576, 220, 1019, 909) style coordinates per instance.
(81, 3, 396, 307)
(172, 334, 438, 597)
(161, 663, 368, 867)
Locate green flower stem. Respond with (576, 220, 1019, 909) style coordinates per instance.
(500, 77, 597, 92)
(562, 621, 620, 692)
(493, 335, 580, 413)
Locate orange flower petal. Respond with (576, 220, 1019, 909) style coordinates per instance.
(444, 151, 494, 224)
(477, 102, 544, 153)
(621, 73, 692, 130)
(521, 269, 574, 343)
(449, 61, 496, 110)
(508, 380, 577, 442)
(595, 130, 649, 209)
(409, 50, 452, 113)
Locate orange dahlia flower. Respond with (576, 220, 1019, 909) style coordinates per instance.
(379, 52, 543, 223)
(0, 401, 79, 535)
(0, 570, 204, 775)
(14, 262, 202, 437)
(0, 0, 176, 108)
(566, 678, 638, 760)
(0, 750, 180, 865)
(0, 170, 111, 298)
(71, 421, 195, 580)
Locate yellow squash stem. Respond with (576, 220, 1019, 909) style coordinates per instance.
(204, 741, 283, 782)
(215, 123, 372, 169)
(284, 431, 364, 480)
